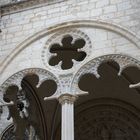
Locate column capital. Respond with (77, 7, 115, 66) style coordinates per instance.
(58, 94, 78, 104)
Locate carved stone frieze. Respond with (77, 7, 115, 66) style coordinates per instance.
(0, 68, 59, 94)
(59, 74, 73, 94)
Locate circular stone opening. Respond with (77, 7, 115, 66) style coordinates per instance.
(49, 35, 87, 70)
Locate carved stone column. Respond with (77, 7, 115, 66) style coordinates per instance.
(58, 94, 77, 140)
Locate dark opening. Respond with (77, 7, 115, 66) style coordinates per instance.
(49, 35, 87, 70)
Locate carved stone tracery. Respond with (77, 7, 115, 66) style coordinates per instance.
(42, 29, 92, 71)
(49, 35, 87, 70)
(0, 68, 60, 140)
(0, 68, 60, 95)
(0, 21, 140, 139)
(2, 85, 40, 140)
(71, 54, 140, 93)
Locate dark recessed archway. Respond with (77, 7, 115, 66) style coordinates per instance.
(1, 73, 60, 140)
(74, 98, 140, 140)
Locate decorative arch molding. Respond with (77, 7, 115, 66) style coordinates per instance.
(1, 20, 140, 75)
(75, 97, 140, 117)
(54, 98, 140, 140)
(0, 124, 14, 140)
(75, 98, 140, 140)
(71, 54, 140, 94)
(0, 68, 60, 140)
(0, 68, 60, 98)
(42, 28, 92, 71)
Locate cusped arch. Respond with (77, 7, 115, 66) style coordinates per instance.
(0, 68, 60, 140)
(71, 54, 140, 94)
(0, 68, 60, 104)
(1, 20, 140, 75)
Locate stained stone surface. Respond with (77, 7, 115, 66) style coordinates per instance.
(0, 0, 140, 139)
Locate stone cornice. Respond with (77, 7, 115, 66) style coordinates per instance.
(0, 0, 65, 16)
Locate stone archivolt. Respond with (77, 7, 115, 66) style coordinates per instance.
(75, 98, 140, 140)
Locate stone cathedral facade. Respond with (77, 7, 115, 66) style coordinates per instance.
(0, 0, 140, 139)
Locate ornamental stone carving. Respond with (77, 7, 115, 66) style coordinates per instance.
(0, 68, 59, 139)
(42, 29, 92, 71)
(0, 54, 140, 139)
(0, 68, 60, 96)
(58, 94, 78, 104)
(1, 124, 40, 140)
(75, 98, 140, 140)
(3, 87, 36, 140)
(71, 54, 140, 93)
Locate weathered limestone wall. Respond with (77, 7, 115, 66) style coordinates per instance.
(0, 0, 140, 77)
(0, 0, 11, 6)
(0, 0, 140, 66)
(0, 0, 27, 6)
(0, 0, 140, 135)
(1, 24, 140, 84)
